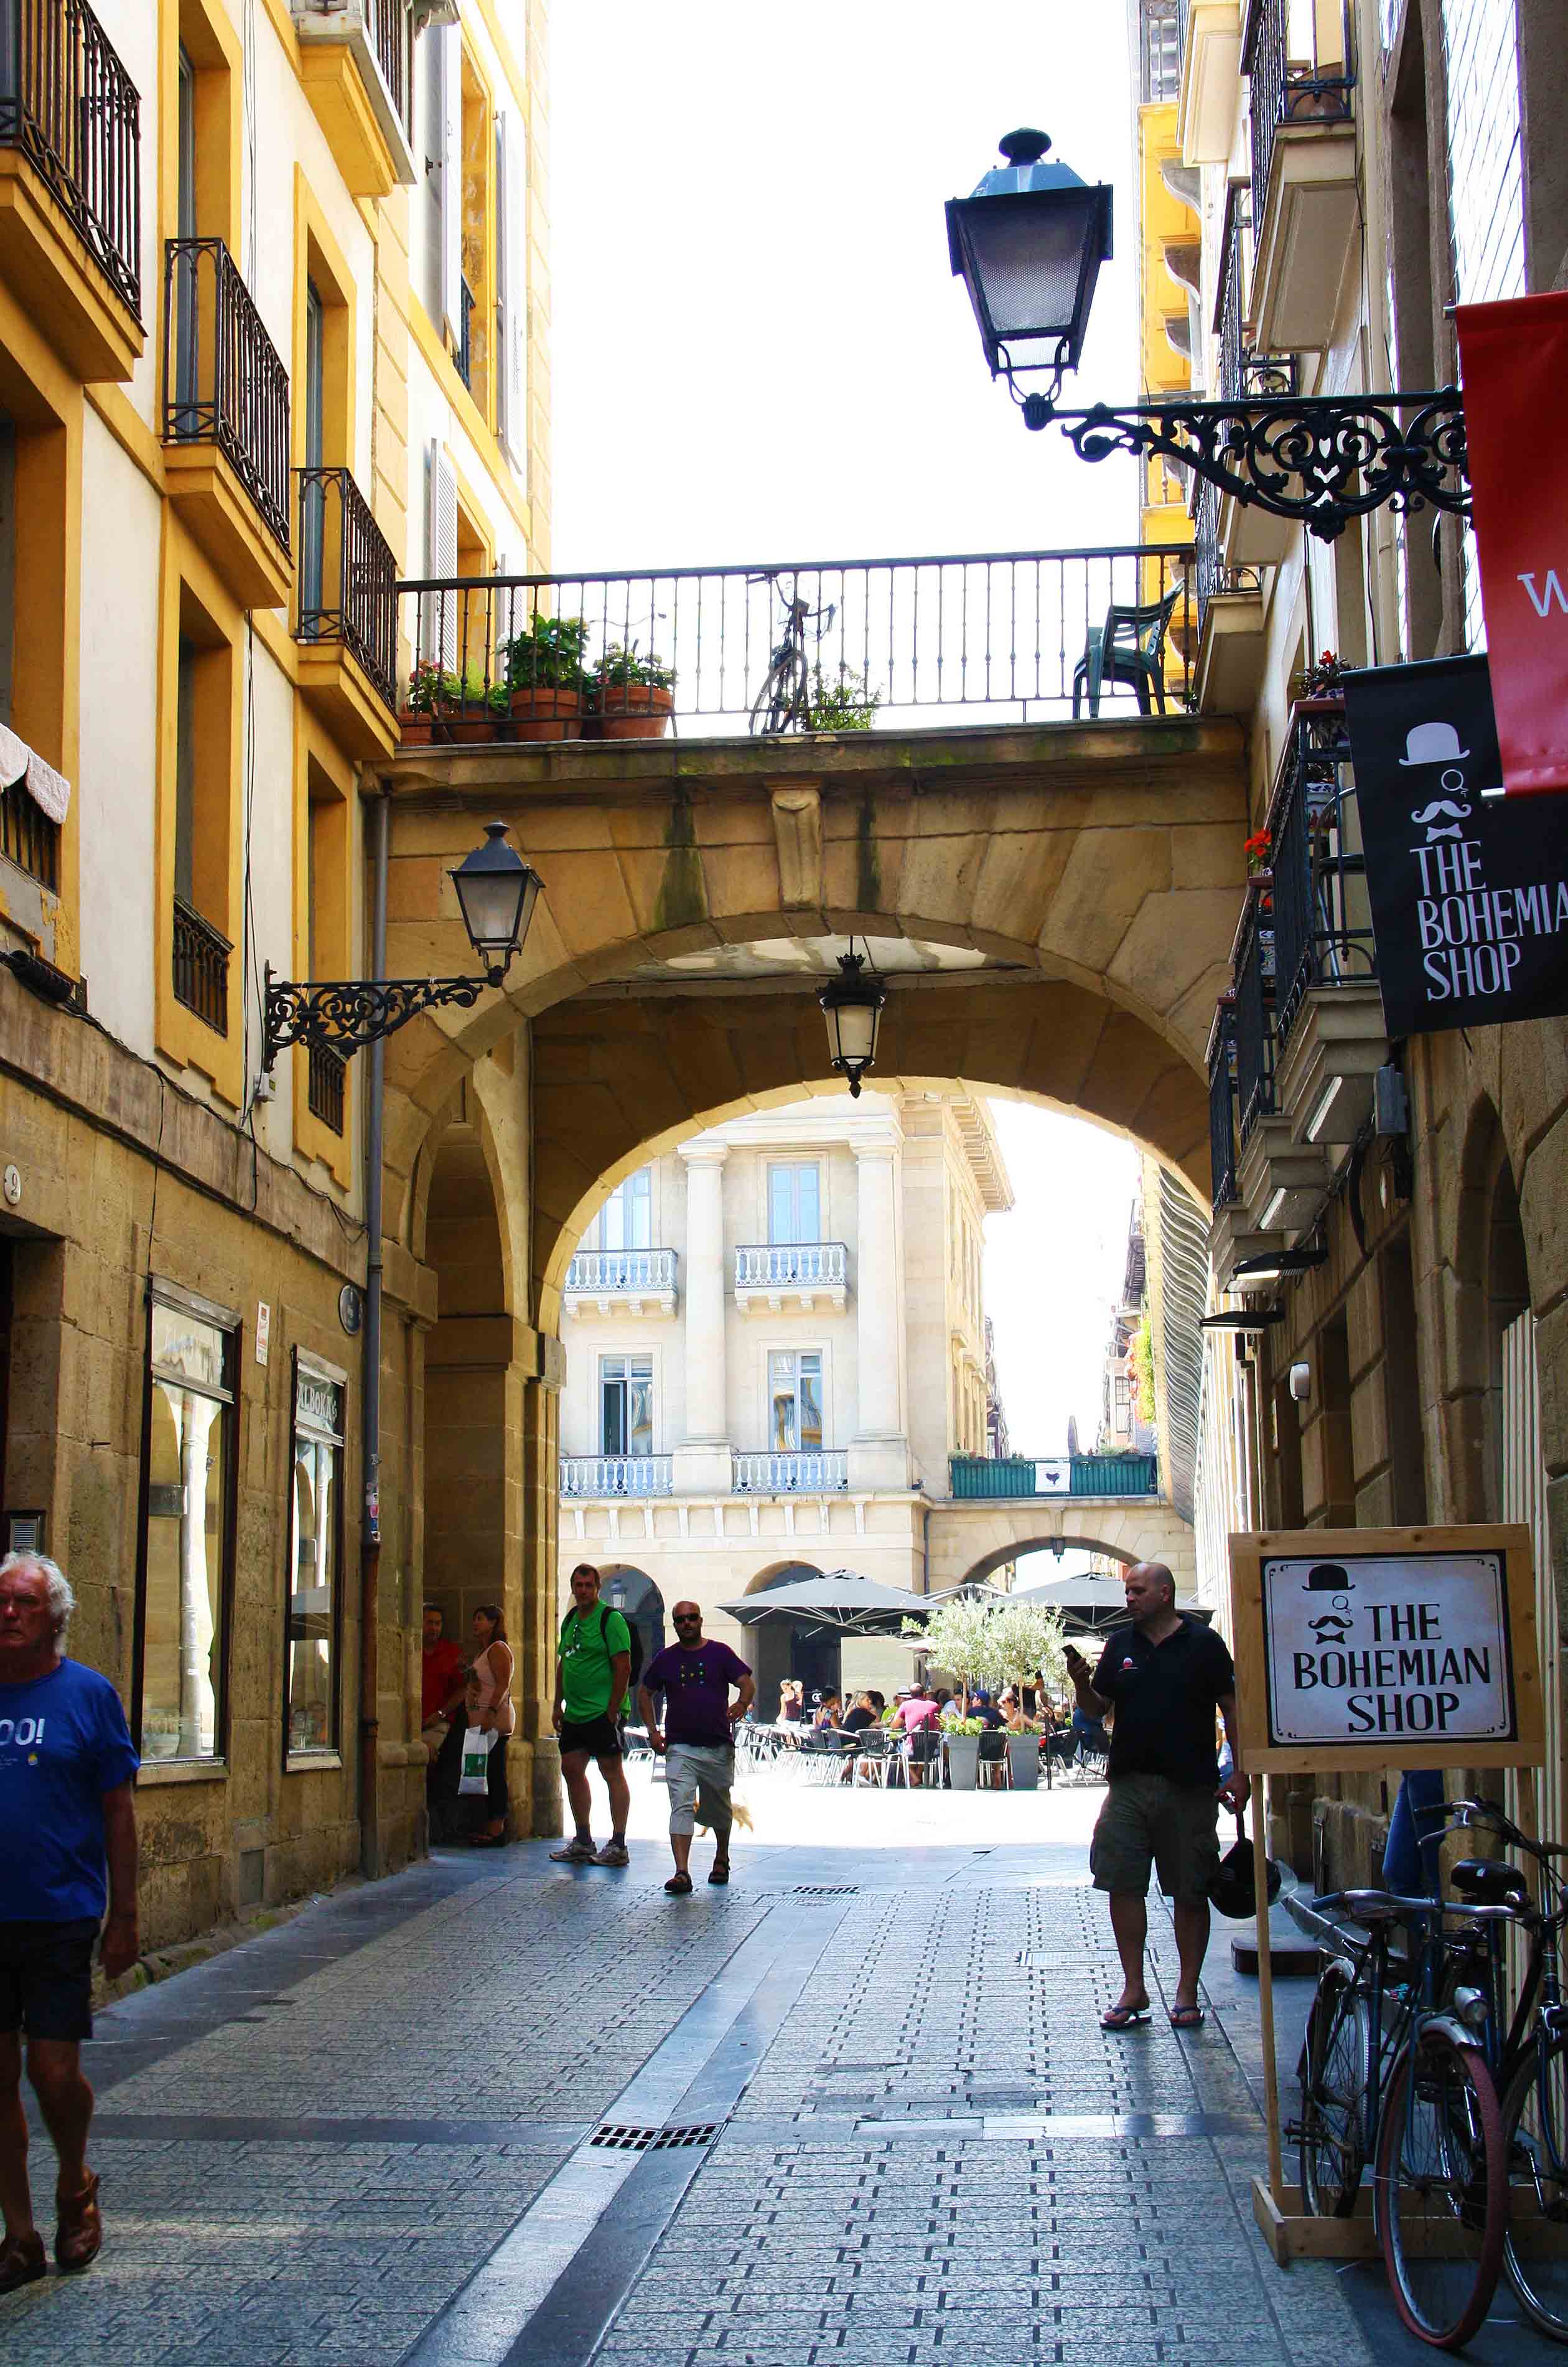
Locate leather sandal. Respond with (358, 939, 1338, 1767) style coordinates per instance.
(708, 1858, 730, 1885)
(54, 2171, 101, 2273)
(0, 2231, 47, 2292)
(664, 1871, 693, 1894)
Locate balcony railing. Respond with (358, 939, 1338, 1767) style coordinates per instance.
(565, 1249, 677, 1295)
(559, 1454, 673, 1499)
(1215, 185, 1298, 406)
(396, 546, 1197, 736)
(735, 1242, 847, 1290)
(1244, 0, 1355, 245)
(1267, 700, 1374, 1049)
(732, 1450, 847, 1495)
(948, 1453, 1159, 1499)
(172, 895, 230, 1034)
(1208, 995, 1239, 1212)
(0, 0, 141, 319)
(164, 237, 291, 555)
(1233, 883, 1276, 1151)
(297, 466, 398, 710)
(307, 1039, 345, 1135)
(456, 273, 474, 391)
(367, 0, 409, 126)
(0, 776, 58, 889)
(1193, 475, 1260, 638)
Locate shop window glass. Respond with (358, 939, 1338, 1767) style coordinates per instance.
(770, 1350, 823, 1452)
(138, 1296, 235, 1762)
(287, 1357, 344, 1758)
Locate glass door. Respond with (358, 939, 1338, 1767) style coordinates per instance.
(600, 1356, 653, 1458)
(299, 281, 325, 632)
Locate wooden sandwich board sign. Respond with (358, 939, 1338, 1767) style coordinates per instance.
(1226, 1526, 1543, 2267)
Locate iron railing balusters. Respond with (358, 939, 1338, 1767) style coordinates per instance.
(296, 466, 398, 710)
(164, 237, 291, 555)
(0, 0, 141, 319)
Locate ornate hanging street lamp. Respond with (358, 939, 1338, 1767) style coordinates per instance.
(818, 944, 887, 1099)
(948, 131, 1471, 542)
(263, 822, 543, 1068)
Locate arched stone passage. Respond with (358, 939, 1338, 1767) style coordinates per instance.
(928, 1501, 1197, 1595)
(961, 1534, 1137, 1587)
(596, 1565, 666, 1672)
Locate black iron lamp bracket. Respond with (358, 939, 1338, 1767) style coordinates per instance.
(1021, 389, 1470, 541)
(263, 963, 504, 1067)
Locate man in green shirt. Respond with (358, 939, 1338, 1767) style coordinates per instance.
(551, 1563, 633, 1866)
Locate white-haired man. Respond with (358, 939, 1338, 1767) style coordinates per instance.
(0, 1552, 139, 2290)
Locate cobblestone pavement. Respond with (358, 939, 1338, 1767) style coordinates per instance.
(0, 1772, 1536, 2366)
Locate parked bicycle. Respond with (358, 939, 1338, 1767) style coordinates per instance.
(1295, 1883, 1518, 2349)
(748, 575, 835, 735)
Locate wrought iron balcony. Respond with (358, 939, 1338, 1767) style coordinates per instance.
(1243, 0, 1354, 251)
(1215, 189, 1296, 410)
(393, 544, 1197, 739)
(457, 274, 475, 391)
(1208, 995, 1238, 1213)
(297, 466, 397, 711)
(1193, 475, 1259, 639)
(366, 0, 408, 124)
(0, 0, 141, 321)
(164, 237, 291, 556)
(732, 1450, 847, 1495)
(1233, 881, 1276, 1154)
(559, 1454, 673, 1499)
(307, 1039, 345, 1135)
(0, 777, 58, 890)
(172, 895, 230, 1034)
(1268, 701, 1373, 1046)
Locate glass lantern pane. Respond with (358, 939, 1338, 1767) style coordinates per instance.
(964, 191, 1096, 340)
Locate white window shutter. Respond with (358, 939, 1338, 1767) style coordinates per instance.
(437, 24, 462, 349)
(497, 108, 529, 476)
(422, 438, 458, 668)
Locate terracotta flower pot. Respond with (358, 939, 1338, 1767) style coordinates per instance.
(399, 711, 437, 746)
(507, 684, 586, 743)
(440, 712, 500, 746)
(595, 681, 674, 741)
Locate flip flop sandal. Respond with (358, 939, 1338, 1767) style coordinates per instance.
(1099, 2005, 1150, 2031)
(708, 1860, 730, 1885)
(1169, 2005, 1205, 2028)
(664, 1872, 694, 1895)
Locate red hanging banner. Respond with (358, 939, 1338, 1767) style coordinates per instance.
(1455, 291, 1568, 796)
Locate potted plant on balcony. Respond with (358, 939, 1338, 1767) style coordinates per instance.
(592, 642, 677, 740)
(1291, 647, 1346, 715)
(500, 616, 590, 741)
(400, 657, 461, 746)
(441, 663, 508, 747)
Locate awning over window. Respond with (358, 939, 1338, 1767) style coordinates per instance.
(0, 723, 69, 825)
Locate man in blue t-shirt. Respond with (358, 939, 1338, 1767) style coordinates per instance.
(0, 1553, 139, 2292)
(638, 1603, 754, 1894)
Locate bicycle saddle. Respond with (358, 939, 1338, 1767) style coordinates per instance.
(1451, 1858, 1531, 1908)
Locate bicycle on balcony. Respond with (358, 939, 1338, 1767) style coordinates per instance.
(748, 574, 836, 736)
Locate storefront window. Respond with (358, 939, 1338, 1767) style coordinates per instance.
(137, 1293, 236, 1762)
(287, 1356, 345, 1760)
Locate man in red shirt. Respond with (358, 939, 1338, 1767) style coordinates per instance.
(421, 1606, 465, 1730)
(891, 1684, 941, 1786)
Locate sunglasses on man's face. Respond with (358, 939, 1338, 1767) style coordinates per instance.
(674, 1613, 701, 1625)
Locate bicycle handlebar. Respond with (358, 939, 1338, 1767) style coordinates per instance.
(1453, 1796, 1568, 1860)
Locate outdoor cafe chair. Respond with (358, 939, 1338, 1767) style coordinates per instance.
(977, 1729, 1009, 1789)
(851, 1728, 894, 1787)
(1071, 581, 1183, 719)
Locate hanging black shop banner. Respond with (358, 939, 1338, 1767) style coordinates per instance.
(1342, 654, 1568, 1038)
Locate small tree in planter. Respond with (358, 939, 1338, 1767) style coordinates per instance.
(500, 616, 590, 741)
(594, 642, 676, 739)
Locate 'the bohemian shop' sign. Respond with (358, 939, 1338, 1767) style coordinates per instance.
(1342, 654, 1568, 1038)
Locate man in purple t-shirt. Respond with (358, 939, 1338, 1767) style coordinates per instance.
(638, 1605, 755, 1895)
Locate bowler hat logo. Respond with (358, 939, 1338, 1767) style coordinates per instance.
(1305, 1563, 1352, 1591)
(1399, 720, 1471, 767)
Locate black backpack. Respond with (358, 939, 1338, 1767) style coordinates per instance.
(1210, 1807, 1282, 1919)
(561, 1601, 644, 1695)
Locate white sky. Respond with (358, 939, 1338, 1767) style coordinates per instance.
(551, 1, 1146, 1481)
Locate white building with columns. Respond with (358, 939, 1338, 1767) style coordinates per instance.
(556, 1089, 1012, 1708)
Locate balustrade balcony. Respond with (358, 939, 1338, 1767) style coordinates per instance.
(0, 774, 58, 891)
(563, 1248, 678, 1319)
(164, 236, 292, 609)
(559, 1454, 673, 1499)
(734, 1242, 848, 1315)
(290, 0, 417, 197)
(1208, 994, 1238, 1214)
(307, 1040, 345, 1136)
(172, 895, 230, 1036)
(1193, 475, 1265, 714)
(0, 0, 143, 380)
(1244, 0, 1356, 352)
(948, 1453, 1159, 1500)
(732, 1450, 847, 1495)
(1214, 189, 1299, 569)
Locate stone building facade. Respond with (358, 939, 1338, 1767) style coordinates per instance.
(1146, 0, 1568, 1879)
(0, 0, 550, 1948)
(548, 1089, 1012, 1712)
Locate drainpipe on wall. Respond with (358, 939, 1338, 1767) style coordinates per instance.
(358, 784, 390, 1878)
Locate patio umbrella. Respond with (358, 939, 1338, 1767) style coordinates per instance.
(716, 1572, 933, 1634)
(1009, 1572, 1215, 1637)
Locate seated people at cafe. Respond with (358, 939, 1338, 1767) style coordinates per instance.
(998, 1689, 1042, 1733)
(842, 1691, 878, 1734)
(813, 1693, 844, 1732)
(891, 1684, 941, 1783)
(969, 1689, 1006, 1730)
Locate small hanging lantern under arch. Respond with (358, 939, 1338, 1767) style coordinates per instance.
(818, 944, 887, 1099)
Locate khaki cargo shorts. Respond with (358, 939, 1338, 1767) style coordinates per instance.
(1091, 1771, 1221, 1905)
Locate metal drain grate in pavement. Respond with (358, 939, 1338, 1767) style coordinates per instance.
(589, 2120, 722, 2152)
(792, 1884, 860, 1898)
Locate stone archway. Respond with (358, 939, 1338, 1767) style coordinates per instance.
(928, 1502, 1197, 1595)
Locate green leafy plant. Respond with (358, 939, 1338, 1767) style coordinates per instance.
(939, 1713, 987, 1737)
(1131, 1314, 1155, 1429)
(987, 1600, 1069, 1699)
(808, 663, 880, 731)
(406, 658, 460, 715)
(500, 615, 590, 693)
(906, 1595, 1004, 1691)
(593, 640, 676, 693)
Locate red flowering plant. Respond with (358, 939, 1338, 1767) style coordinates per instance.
(1244, 827, 1271, 876)
(1296, 648, 1346, 700)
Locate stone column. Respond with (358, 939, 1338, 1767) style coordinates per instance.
(850, 1125, 910, 1491)
(673, 1141, 732, 1493)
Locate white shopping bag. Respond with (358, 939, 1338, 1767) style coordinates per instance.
(458, 1726, 495, 1795)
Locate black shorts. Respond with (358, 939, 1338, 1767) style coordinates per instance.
(559, 1713, 623, 1761)
(0, 1918, 100, 2042)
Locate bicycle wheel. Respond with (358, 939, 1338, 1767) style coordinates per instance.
(1376, 2027, 1506, 2349)
(748, 650, 804, 736)
(1299, 1961, 1368, 2215)
(1502, 2033, 1568, 2340)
